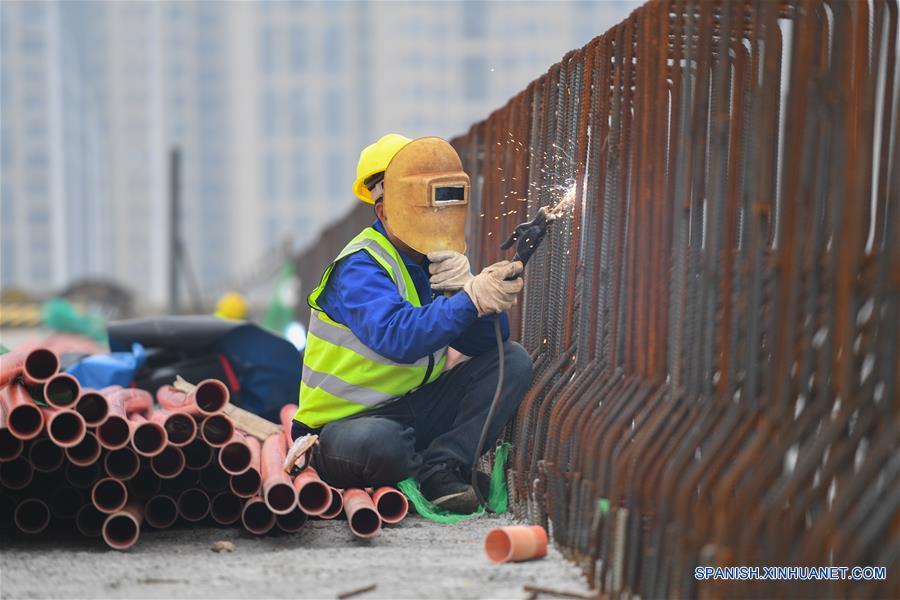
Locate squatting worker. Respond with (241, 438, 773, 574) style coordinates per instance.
(290, 134, 533, 514)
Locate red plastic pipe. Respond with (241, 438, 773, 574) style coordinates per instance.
(275, 505, 308, 533)
(278, 403, 296, 449)
(177, 488, 210, 522)
(145, 494, 179, 529)
(199, 413, 234, 447)
(102, 387, 153, 414)
(49, 486, 83, 520)
(129, 412, 167, 457)
(65, 431, 101, 466)
(41, 406, 86, 448)
(241, 495, 275, 535)
(210, 491, 243, 525)
(92, 477, 129, 513)
(484, 525, 549, 564)
(42, 372, 81, 408)
(292, 467, 333, 516)
(29, 437, 64, 472)
(199, 463, 229, 492)
(65, 461, 101, 488)
(127, 466, 162, 499)
(96, 388, 136, 450)
(156, 379, 229, 416)
(104, 447, 140, 481)
(230, 436, 261, 498)
(102, 502, 143, 550)
(151, 444, 186, 479)
(261, 433, 295, 515)
(218, 430, 252, 475)
(0, 347, 59, 389)
(75, 504, 106, 537)
(320, 486, 344, 520)
(149, 408, 196, 447)
(342, 488, 382, 538)
(372, 486, 409, 524)
(75, 390, 109, 426)
(14, 497, 50, 534)
(182, 438, 213, 471)
(0, 456, 33, 490)
(0, 384, 45, 440)
(0, 394, 23, 461)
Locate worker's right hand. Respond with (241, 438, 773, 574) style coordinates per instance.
(463, 260, 524, 317)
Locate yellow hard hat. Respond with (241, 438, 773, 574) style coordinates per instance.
(353, 133, 413, 203)
(214, 292, 249, 321)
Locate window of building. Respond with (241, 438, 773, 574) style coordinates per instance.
(263, 153, 278, 200)
(462, 1, 486, 39)
(325, 91, 342, 134)
(290, 27, 305, 72)
(290, 90, 306, 136)
(261, 91, 277, 137)
(259, 26, 275, 74)
(323, 27, 341, 72)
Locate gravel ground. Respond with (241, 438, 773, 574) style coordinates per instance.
(1, 514, 590, 599)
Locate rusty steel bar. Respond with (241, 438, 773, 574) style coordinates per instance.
(438, 0, 900, 596)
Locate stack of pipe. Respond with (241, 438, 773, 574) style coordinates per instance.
(1, 355, 410, 549)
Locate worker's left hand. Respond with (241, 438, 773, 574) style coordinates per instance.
(427, 251, 473, 292)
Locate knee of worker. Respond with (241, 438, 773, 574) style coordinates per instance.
(318, 418, 417, 487)
(501, 341, 533, 404)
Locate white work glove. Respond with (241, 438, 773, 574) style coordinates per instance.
(463, 260, 524, 317)
(427, 250, 473, 292)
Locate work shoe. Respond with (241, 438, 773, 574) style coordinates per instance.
(420, 468, 479, 514)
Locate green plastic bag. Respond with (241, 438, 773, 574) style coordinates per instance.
(397, 443, 510, 524)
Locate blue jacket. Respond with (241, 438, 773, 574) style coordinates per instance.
(316, 220, 510, 363)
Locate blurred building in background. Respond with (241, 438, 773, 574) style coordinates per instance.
(1, 0, 638, 310)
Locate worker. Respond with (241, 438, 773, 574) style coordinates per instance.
(291, 134, 533, 514)
(214, 292, 249, 321)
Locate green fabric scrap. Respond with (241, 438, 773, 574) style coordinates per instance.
(397, 442, 510, 524)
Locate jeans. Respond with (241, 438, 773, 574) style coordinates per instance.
(291, 340, 533, 488)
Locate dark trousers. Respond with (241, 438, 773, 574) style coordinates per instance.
(291, 341, 533, 488)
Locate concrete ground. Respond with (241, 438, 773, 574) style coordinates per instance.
(1, 514, 590, 599)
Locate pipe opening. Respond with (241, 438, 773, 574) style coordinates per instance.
(320, 488, 343, 519)
(127, 468, 161, 498)
(266, 483, 296, 513)
(231, 469, 261, 497)
(10, 405, 42, 438)
(195, 381, 227, 413)
(24, 350, 58, 382)
(75, 504, 105, 537)
(49, 487, 82, 520)
(298, 482, 330, 513)
(48, 411, 85, 446)
(163, 413, 195, 445)
(66, 432, 100, 465)
(219, 442, 251, 474)
(199, 464, 229, 492)
(105, 448, 140, 480)
(30, 438, 64, 472)
(349, 508, 380, 537)
(0, 429, 23, 461)
(376, 491, 407, 521)
(485, 530, 513, 563)
(242, 500, 274, 534)
(151, 445, 185, 479)
(183, 439, 213, 470)
(15, 498, 50, 534)
(201, 415, 233, 446)
(66, 462, 101, 488)
(133, 424, 166, 455)
(177, 488, 210, 521)
(145, 495, 178, 529)
(75, 392, 108, 425)
(0, 495, 15, 528)
(45, 375, 80, 407)
(210, 492, 242, 525)
(93, 478, 127, 513)
(164, 468, 198, 494)
(98, 417, 130, 449)
(1, 458, 33, 489)
(104, 513, 139, 549)
(275, 506, 308, 533)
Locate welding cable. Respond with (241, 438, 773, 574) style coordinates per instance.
(470, 315, 505, 514)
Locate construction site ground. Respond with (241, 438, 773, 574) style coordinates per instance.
(1, 513, 589, 599)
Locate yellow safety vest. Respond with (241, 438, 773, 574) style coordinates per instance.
(294, 227, 448, 428)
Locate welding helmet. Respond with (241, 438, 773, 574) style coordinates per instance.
(353, 133, 413, 204)
(382, 137, 470, 254)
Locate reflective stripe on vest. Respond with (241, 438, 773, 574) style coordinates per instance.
(295, 227, 448, 428)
